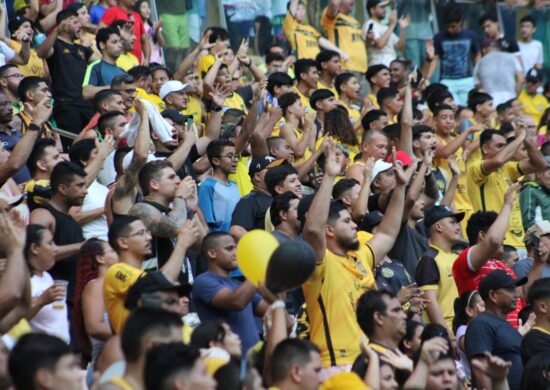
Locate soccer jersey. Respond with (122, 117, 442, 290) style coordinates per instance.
(103, 262, 145, 334)
(321, 8, 367, 73)
(452, 246, 525, 328)
(466, 160, 524, 248)
(518, 90, 548, 126)
(116, 52, 139, 71)
(303, 243, 376, 367)
(293, 86, 313, 113)
(415, 244, 459, 332)
(223, 92, 247, 113)
(317, 81, 338, 97)
(83, 59, 125, 87)
(198, 177, 241, 233)
(198, 53, 215, 78)
(283, 12, 321, 60)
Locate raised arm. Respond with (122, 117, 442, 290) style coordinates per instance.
(350, 157, 374, 221)
(468, 183, 520, 271)
(161, 219, 200, 282)
(368, 148, 411, 263)
(37, 26, 58, 59)
(0, 99, 51, 186)
(327, 0, 341, 18)
(440, 155, 459, 208)
(302, 142, 340, 262)
(233, 83, 265, 154)
(435, 126, 476, 159)
(519, 132, 548, 174)
(399, 79, 413, 156)
(481, 127, 525, 175)
(202, 51, 224, 99)
(395, 15, 410, 51)
(84, 135, 116, 188)
(372, 10, 398, 50)
(173, 31, 213, 81)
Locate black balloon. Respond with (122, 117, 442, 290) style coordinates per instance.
(265, 240, 316, 293)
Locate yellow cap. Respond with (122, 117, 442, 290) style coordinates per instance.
(13, 0, 29, 12)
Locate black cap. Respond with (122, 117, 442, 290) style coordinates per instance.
(526, 67, 543, 83)
(125, 272, 191, 310)
(424, 205, 465, 229)
(8, 15, 31, 35)
(65, 2, 86, 13)
(248, 154, 285, 178)
(359, 210, 383, 233)
(479, 269, 527, 301)
(367, 0, 390, 10)
(161, 109, 187, 125)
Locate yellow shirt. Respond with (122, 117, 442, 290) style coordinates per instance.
(518, 90, 549, 126)
(9, 40, 46, 78)
(103, 263, 145, 334)
(281, 126, 312, 164)
(106, 377, 134, 390)
(303, 243, 376, 367)
(434, 134, 473, 227)
(116, 52, 140, 72)
(317, 81, 338, 97)
(199, 53, 216, 78)
(136, 88, 165, 112)
(417, 244, 459, 332)
(75, 32, 100, 59)
(294, 86, 313, 113)
(366, 93, 379, 109)
(340, 100, 361, 126)
(315, 135, 360, 164)
(228, 155, 253, 197)
(224, 92, 247, 113)
(321, 8, 367, 73)
(183, 96, 204, 127)
(283, 12, 321, 60)
(466, 160, 525, 248)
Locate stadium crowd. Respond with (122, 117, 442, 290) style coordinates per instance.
(1, 0, 550, 389)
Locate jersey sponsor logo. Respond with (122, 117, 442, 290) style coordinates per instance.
(115, 270, 128, 282)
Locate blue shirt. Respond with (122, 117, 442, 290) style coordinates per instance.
(83, 60, 125, 87)
(434, 29, 479, 80)
(198, 178, 240, 233)
(90, 4, 107, 25)
(192, 272, 261, 353)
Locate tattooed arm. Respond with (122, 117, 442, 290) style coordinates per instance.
(128, 199, 188, 238)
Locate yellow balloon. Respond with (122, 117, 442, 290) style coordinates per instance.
(236, 230, 279, 286)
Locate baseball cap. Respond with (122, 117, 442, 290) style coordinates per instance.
(526, 67, 543, 83)
(159, 80, 191, 100)
(13, 0, 29, 12)
(125, 272, 190, 310)
(524, 220, 550, 246)
(371, 159, 393, 180)
(367, 0, 390, 10)
(386, 150, 413, 167)
(479, 269, 527, 301)
(424, 205, 465, 229)
(8, 15, 31, 34)
(0, 193, 23, 206)
(248, 155, 281, 178)
(320, 372, 369, 390)
(161, 109, 187, 125)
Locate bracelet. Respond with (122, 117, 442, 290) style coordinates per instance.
(245, 60, 252, 68)
(212, 105, 223, 112)
(27, 123, 41, 131)
(271, 300, 285, 310)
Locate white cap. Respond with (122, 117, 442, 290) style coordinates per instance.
(0, 193, 23, 205)
(159, 80, 191, 100)
(371, 159, 393, 181)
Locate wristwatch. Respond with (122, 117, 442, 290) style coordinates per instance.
(27, 123, 40, 132)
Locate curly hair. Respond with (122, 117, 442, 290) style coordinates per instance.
(73, 239, 107, 355)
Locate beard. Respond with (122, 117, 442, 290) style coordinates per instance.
(336, 235, 360, 252)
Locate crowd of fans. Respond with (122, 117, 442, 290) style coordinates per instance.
(1, 0, 550, 389)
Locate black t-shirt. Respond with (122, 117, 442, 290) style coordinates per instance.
(388, 222, 427, 278)
(465, 312, 523, 390)
(498, 37, 520, 53)
(521, 327, 550, 365)
(231, 190, 272, 230)
(47, 39, 92, 104)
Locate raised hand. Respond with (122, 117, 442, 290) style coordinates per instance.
(198, 29, 214, 52)
(0, 210, 26, 254)
(389, 9, 398, 26)
(399, 14, 411, 30)
(96, 134, 116, 158)
(471, 352, 512, 381)
(380, 349, 413, 372)
(324, 140, 341, 177)
(209, 83, 232, 108)
(363, 157, 375, 184)
(134, 98, 147, 118)
(26, 97, 53, 126)
(177, 218, 201, 248)
(503, 182, 521, 205)
(13, 29, 31, 43)
(448, 154, 460, 176)
(422, 149, 434, 168)
(418, 337, 450, 365)
(176, 176, 196, 201)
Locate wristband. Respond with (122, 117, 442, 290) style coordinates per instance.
(245, 60, 252, 68)
(27, 123, 40, 132)
(271, 300, 285, 310)
(212, 105, 223, 112)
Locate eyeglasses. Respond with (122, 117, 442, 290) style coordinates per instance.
(220, 153, 241, 161)
(128, 228, 150, 237)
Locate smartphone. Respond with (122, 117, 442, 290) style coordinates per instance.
(368, 23, 374, 32)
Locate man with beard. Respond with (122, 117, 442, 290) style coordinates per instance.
(111, 73, 137, 117)
(104, 215, 199, 333)
(302, 143, 407, 376)
(29, 162, 87, 324)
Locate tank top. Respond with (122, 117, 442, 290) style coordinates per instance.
(37, 203, 84, 304)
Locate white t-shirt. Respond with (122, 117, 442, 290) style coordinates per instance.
(81, 180, 110, 241)
(363, 19, 398, 67)
(0, 41, 16, 67)
(518, 40, 543, 75)
(97, 151, 116, 187)
(30, 272, 70, 343)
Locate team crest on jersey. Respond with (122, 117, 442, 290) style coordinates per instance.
(355, 259, 369, 275)
(381, 267, 394, 278)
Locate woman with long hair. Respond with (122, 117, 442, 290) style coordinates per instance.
(321, 106, 360, 161)
(73, 238, 118, 386)
(453, 290, 485, 384)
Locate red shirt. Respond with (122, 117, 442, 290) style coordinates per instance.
(452, 246, 525, 328)
(100, 6, 145, 61)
